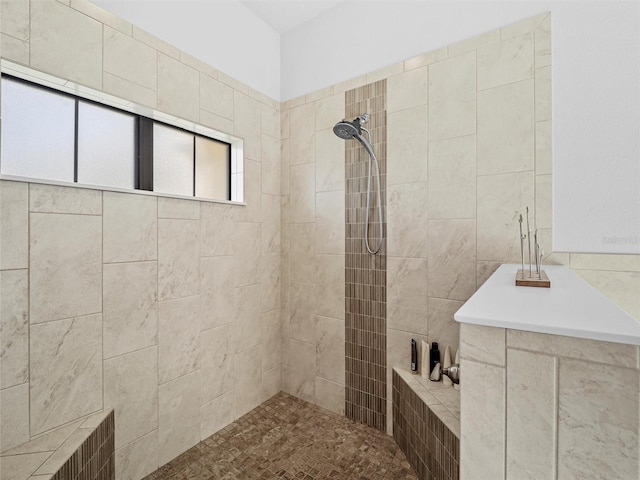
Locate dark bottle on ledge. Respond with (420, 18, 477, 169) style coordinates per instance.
(411, 339, 418, 372)
(429, 342, 440, 379)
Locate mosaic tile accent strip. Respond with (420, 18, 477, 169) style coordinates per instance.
(393, 370, 459, 480)
(52, 411, 115, 480)
(344, 80, 388, 432)
(143, 392, 416, 480)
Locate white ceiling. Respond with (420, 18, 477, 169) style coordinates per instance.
(239, 0, 346, 33)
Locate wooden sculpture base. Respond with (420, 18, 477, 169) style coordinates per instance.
(515, 269, 551, 288)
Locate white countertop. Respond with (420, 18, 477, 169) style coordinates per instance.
(454, 264, 640, 346)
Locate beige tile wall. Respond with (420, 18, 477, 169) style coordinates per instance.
(0, 1, 280, 479)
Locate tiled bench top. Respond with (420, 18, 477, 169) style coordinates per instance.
(394, 367, 460, 439)
(0, 409, 113, 480)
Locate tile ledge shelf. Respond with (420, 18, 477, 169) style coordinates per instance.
(393, 367, 460, 439)
(0, 410, 114, 480)
(455, 263, 640, 346)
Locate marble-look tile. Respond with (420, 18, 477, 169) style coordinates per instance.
(199, 109, 233, 134)
(30, 314, 102, 435)
(103, 191, 157, 263)
(281, 109, 291, 139)
(430, 403, 461, 439)
(366, 62, 403, 84)
(158, 371, 200, 466)
(460, 323, 506, 366)
(316, 191, 344, 255)
(535, 15, 552, 68)
(506, 349, 556, 480)
(30, 0, 102, 89)
(200, 202, 234, 257)
(314, 377, 345, 416)
(200, 325, 234, 404)
(104, 346, 158, 449)
(427, 135, 476, 220)
(574, 270, 640, 321)
(29, 184, 101, 215)
(387, 258, 428, 335)
(535, 66, 552, 121)
(239, 160, 262, 223)
(569, 253, 640, 272)
(387, 106, 428, 185)
(388, 67, 428, 113)
(199, 256, 236, 330)
(103, 25, 156, 91)
(448, 29, 500, 57)
(70, 0, 133, 35)
(460, 359, 505, 480)
(261, 366, 282, 402)
(0, 0, 29, 40)
(477, 79, 535, 175)
(235, 284, 263, 352)
(1, 418, 83, 456)
(501, 13, 547, 40)
(431, 387, 461, 419)
(427, 298, 463, 356)
(200, 74, 234, 120)
(289, 102, 316, 165)
(535, 120, 552, 175)
(333, 74, 367, 95)
(261, 194, 281, 254)
(0, 269, 29, 389)
(234, 92, 262, 160)
(103, 261, 157, 359)
(404, 47, 448, 71)
(315, 316, 345, 385)
(387, 329, 428, 394)
(115, 430, 158, 480)
(157, 53, 199, 122)
(0, 383, 29, 452)
(428, 219, 476, 301)
(30, 213, 101, 324)
(200, 391, 234, 440)
(158, 296, 200, 384)
(0, 452, 52, 480)
(262, 134, 281, 195)
(232, 222, 261, 286)
(281, 197, 291, 253)
(0, 181, 28, 270)
(261, 253, 281, 312)
(261, 104, 279, 139)
(477, 172, 534, 262)
(478, 33, 534, 90)
(158, 218, 200, 301)
(535, 174, 552, 229)
(315, 94, 344, 131)
(287, 339, 315, 403)
(558, 359, 639, 480)
(132, 26, 180, 59)
(290, 163, 316, 223)
(290, 223, 316, 284)
(290, 282, 316, 344)
(387, 183, 428, 258)
(0, 33, 28, 64)
(262, 310, 281, 373)
(234, 347, 262, 418)
(477, 261, 501, 289)
(305, 86, 333, 104)
(507, 329, 638, 368)
(281, 141, 291, 195)
(158, 197, 200, 219)
(315, 255, 344, 320)
(315, 129, 345, 193)
(428, 52, 476, 141)
(104, 72, 157, 109)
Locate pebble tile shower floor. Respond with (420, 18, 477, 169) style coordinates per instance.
(144, 392, 417, 480)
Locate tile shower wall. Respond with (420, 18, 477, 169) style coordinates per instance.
(0, 1, 281, 479)
(344, 81, 387, 431)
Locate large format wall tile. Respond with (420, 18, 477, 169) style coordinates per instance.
(0, 269, 29, 389)
(238, 159, 262, 223)
(315, 129, 345, 193)
(315, 254, 344, 320)
(289, 282, 316, 344)
(460, 359, 505, 480)
(289, 102, 316, 165)
(387, 257, 428, 335)
(0, 181, 28, 270)
(29, 184, 101, 215)
(290, 163, 316, 223)
(290, 223, 316, 284)
(261, 253, 281, 312)
(316, 190, 344, 255)
(315, 94, 343, 131)
(287, 339, 315, 403)
(200, 73, 234, 121)
(236, 284, 263, 351)
(200, 391, 234, 440)
(200, 256, 237, 330)
(427, 297, 463, 355)
(262, 310, 282, 373)
(506, 349, 556, 480)
(388, 67, 428, 113)
(478, 79, 535, 175)
(104, 346, 158, 449)
(460, 324, 506, 366)
(0, 0, 29, 41)
(115, 430, 158, 480)
(200, 325, 234, 404)
(103, 261, 157, 359)
(234, 346, 262, 418)
(429, 52, 476, 141)
(158, 197, 200, 220)
(262, 194, 282, 254)
(314, 377, 345, 415)
(558, 359, 639, 479)
(232, 222, 261, 287)
(387, 182, 428, 258)
(157, 53, 199, 121)
(30, 0, 102, 89)
(200, 202, 234, 257)
(0, 383, 29, 452)
(158, 218, 200, 301)
(315, 315, 345, 385)
(30, 213, 102, 324)
(262, 135, 281, 196)
(233, 91, 262, 160)
(158, 371, 200, 467)
(477, 33, 534, 90)
(387, 106, 428, 185)
(30, 314, 102, 435)
(103, 192, 157, 263)
(427, 219, 476, 301)
(427, 135, 476, 220)
(103, 25, 156, 91)
(158, 296, 200, 384)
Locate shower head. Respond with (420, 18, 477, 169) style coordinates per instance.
(333, 120, 360, 140)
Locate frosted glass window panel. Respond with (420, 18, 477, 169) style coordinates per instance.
(195, 137, 230, 200)
(0, 78, 75, 182)
(153, 124, 194, 196)
(77, 102, 136, 189)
